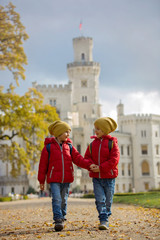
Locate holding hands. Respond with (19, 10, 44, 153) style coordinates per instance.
(90, 164, 100, 172)
(40, 184, 44, 191)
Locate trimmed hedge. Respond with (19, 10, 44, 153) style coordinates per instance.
(0, 197, 12, 202)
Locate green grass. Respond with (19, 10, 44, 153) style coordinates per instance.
(82, 191, 160, 209)
(113, 191, 160, 209)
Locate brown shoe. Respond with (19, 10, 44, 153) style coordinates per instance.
(54, 219, 64, 231)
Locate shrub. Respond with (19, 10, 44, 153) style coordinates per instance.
(82, 193, 95, 198)
(26, 186, 36, 194)
(23, 195, 28, 200)
(0, 197, 12, 202)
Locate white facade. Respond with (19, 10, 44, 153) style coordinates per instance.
(114, 102, 160, 192)
(0, 36, 160, 195)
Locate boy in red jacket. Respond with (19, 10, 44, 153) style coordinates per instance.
(84, 117, 120, 230)
(38, 120, 91, 232)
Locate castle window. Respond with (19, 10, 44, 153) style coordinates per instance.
(82, 96, 87, 102)
(1, 187, 4, 196)
(156, 145, 159, 155)
(157, 162, 160, 175)
(127, 145, 130, 155)
(11, 187, 15, 194)
(81, 80, 87, 87)
(81, 53, 85, 61)
(155, 131, 158, 137)
(144, 182, 149, 190)
(77, 144, 81, 154)
(141, 145, 148, 155)
(141, 130, 146, 137)
(116, 184, 119, 192)
(142, 160, 150, 175)
(6, 163, 8, 177)
(122, 163, 125, 176)
(84, 114, 86, 119)
(123, 184, 125, 191)
(49, 99, 56, 106)
(121, 145, 124, 155)
(128, 163, 131, 176)
(53, 100, 56, 106)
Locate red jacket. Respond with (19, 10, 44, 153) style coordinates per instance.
(38, 137, 91, 184)
(84, 135, 120, 179)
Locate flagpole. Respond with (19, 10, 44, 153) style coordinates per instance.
(79, 21, 83, 36)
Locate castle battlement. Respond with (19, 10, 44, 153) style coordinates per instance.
(67, 61, 100, 68)
(119, 113, 160, 124)
(73, 36, 92, 41)
(32, 81, 72, 91)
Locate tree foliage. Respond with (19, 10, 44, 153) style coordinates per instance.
(0, 2, 29, 85)
(0, 85, 59, 177)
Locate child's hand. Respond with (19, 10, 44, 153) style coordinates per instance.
(40, 184, 44, 191)
(90, 164, 100, 172)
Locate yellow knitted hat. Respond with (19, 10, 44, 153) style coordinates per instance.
(94, 117, 117, 135)
(48, 120, 71, 137)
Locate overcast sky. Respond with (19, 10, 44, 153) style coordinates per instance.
(1, 0, 160, 120)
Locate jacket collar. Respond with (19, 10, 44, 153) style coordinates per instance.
(44, 137, 72, 146)
(90, 134, 113, 141)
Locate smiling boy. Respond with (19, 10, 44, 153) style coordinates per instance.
(85, 117, 120, 230)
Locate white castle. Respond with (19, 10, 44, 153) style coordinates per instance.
(0, 36, 160, 196)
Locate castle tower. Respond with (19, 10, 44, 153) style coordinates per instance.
(117, 101, 124, 132)
(67, 36, 101, 154)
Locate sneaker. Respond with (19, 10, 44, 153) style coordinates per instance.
(54, 219, 64, 231)
(99, 221, 109, 230)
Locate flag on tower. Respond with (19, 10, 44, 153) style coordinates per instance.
(79, 21, 82, 30)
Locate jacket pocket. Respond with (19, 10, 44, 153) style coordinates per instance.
(111, 169, 114, 175)
(49, 166, 54, 178)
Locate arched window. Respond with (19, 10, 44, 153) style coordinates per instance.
(128, 163, 131, 176)
(122, 163, 125, 176)
(77, 144, 81, 154)
(157, 162, 160, 175)
(81, 53, 85, 61)
(142, 161, 150, 175)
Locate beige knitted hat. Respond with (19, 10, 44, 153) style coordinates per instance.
(94, 117, 117, 135)
(48, 120, 71, 137)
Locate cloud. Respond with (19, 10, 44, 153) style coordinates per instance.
(100, 86, 160, 120)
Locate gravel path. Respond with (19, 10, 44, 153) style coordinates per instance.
(0, 197, 159, 240)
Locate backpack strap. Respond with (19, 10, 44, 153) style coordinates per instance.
(89, 140, 113, 155)
(67, 143, 73, 155)
(89, 142, 92, 155)
(108, 139, 113, 152)
(46, 143, 51, 160)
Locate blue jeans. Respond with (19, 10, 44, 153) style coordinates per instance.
(50, 182, 70, 221)
(93, 178, 115, 222)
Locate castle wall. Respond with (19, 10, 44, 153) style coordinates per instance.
(117, 109, 160, 192)
(33, 82, 72, 121)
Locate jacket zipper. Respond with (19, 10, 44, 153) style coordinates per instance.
(98, 139, 102, 178)
(49, 166, 54, 178)
(111, 169, 113, 175)
(60, 144, 64, 183)
(55, 139, 64, 183)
